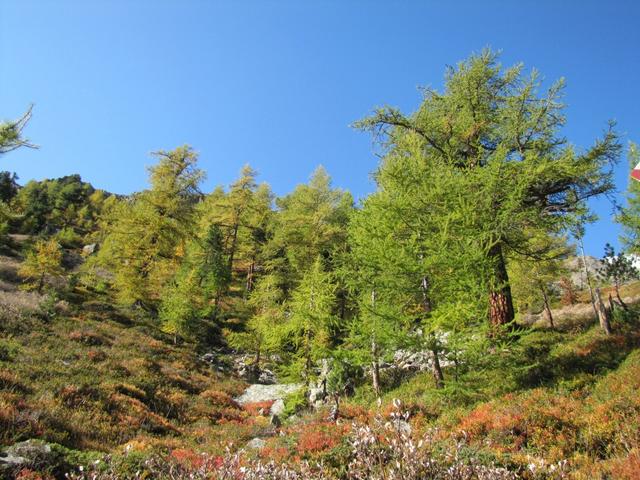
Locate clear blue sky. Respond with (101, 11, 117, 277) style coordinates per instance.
(1, 1, 638, 256)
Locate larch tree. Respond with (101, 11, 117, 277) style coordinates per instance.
(284, 256, 337, 385)
(98, 146, 204, 307)
(355, 50, 620, 329)
(226, 273, 286, 374)
(159, 222, 232, 339)
(267, 166, 353, 286)
(19, 238, 64, 293)
(0, 106, 37, 155)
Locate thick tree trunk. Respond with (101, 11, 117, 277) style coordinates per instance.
(431, 348, 444, 389)
(488, 244, 515, 328)
(595, 288, 612, 335)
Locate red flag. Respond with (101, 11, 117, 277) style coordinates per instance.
(632, 162, 640, 182)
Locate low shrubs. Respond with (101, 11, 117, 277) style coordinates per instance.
(65, 405, 551, 479)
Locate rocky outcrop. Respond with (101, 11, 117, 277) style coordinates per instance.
(235, 383, 302, 405)
(0, 440, 65, 478)
(200, 352, 277, 384)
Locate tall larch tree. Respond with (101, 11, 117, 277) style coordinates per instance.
(355, 50, 620, 329)
(98, 146, 204, 307)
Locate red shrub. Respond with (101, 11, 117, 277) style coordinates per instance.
(296, 422, 347, 456)
(170, 448, 206, 469)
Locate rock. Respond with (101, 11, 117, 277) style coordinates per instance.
(82, 243, 97, 256)
(0, 440, 62, 476)
(235, 383, 302, 405)
(245, 438, 266, 450)
(200, 352, 217, 364)
(257, 368, 277, 385)
(270, 399, 285, 416)
(308, 386, 325, 404)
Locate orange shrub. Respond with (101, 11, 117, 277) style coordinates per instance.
(200, 389, 238, 408)
(607, 450, 640, 480)
(243, 401, 274, 416)
(16, 469, 52, 480)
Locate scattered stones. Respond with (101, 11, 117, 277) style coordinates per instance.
(82, 243, 97, 256)
(199, 353, 279, 384)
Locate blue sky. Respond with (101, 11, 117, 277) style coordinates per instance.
(1, 0, 638, 256)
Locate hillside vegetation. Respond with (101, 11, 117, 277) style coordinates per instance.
(1, 51, 640, 479)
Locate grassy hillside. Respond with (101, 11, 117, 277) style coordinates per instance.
(1, 238, 639, 479)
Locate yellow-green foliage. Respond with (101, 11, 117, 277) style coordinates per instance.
(18, 238, 64, 292)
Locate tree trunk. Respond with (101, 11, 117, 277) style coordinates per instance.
(488, 244, 515, 328)
(370, 290, 381, 398)
(253, 346, 261, 378)
(245, 260, 255, 294)
(614, 281, 628, 310)
(579, 240, 599, 321)
(305, 327, 312, 387)
(421, 276, 432, 314)
(540, 285, 555, 329)
(37, 273, 45, 294)
(227, 222, 239, 272)
(371, 352, 381, 399)
(431, 348, 444, 389)
(608, 293, 616, 313)
(595, 288, 612, 335)
(370, 333, 381, 398)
